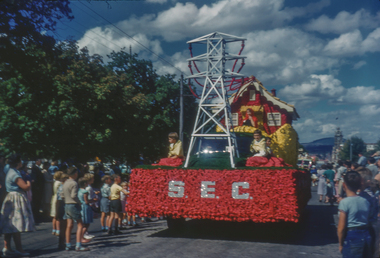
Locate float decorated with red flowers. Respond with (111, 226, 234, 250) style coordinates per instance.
(127, 33, 311, 226)
(127, 166, 310, 223)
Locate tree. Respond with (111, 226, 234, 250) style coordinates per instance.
(107, 50, 197, 163)
(339, 136, 366, 162)
(0, 1, 197, 162)
(0, 0, 72, 157)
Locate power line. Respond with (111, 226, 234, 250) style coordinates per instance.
(77, 1, 187, 75)
(57, 20, 118, 54)
(71, 20, 125, 51)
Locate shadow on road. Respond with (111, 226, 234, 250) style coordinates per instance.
(149, 203, 338, 246)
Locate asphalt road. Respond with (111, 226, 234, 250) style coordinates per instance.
(1, 185, 340, 258)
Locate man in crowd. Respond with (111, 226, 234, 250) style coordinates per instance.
(358, 153, 367, 167)
(367, 157, 378, 178)
(31, 158, 44, 219)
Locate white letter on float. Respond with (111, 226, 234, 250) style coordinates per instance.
(201, 181, 215, 198)
(168, 181, 185, 198)
(232, 182, 249, 199)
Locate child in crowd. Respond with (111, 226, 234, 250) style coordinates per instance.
(83, 173, 99, 239)
(310, 165, 318, 187)
(108, 174, 129, 235)
(51, 171, 63, 236)
(63, 167, 90, 251)
(125, 182, 136, 226)
(120, 182, 128, 228)
(78, 178, 94, 244)
(338, 170, 372, 257)
(152, 132, 184, 166)
(356, 167, 379, 257)
(100, 175, 112, 232)
(325, 179, 334, 205)
(57, 173, 69, 250)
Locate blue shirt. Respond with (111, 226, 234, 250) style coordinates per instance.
(48, 166, 59, 175)
(358, 156, 368, 167)
(359, 187, 378, 223)
(78, 188, 89, 205)
(101, 183, 111, 198)
(57, 184, 64, 201)
(338, 196, 370, 228)
(3, 164, 10, 174)
(5, 168, 23, 193)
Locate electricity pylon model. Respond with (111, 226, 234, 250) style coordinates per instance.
(184, 32, 246, 168)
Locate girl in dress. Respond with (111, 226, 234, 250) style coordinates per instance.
(56, 173, 69, 250)
(125, 182, 136, 226)
(317, 164, 327, 202)
(100, 175, 112, 232)
(78, 178, 93, 241)
(51, 171, 63, 236)
(152, 132, 184, 167)
(1, 154, 34, 257)
(120, 182, 128, 228)
(83, 173, 98, 239)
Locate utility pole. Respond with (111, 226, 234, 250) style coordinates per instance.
(350, 143, 353, 161)
(179, 74, 184, 143)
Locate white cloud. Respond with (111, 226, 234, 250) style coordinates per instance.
(305, 9, 380, 34)
(112, 0, 330, 42)
(279, 74, 345, 107)
(352, 61, 366, 70)
(279, 74, 380, 108)
(76, 0, 337, 85)
(77, 28, 163, 61)
(146, 0, 168, 3)
(324, 28, 380, 57)
(362, 28, 380, 53)
(294, 109, 380, 143)
(359, 105, 380, 116)
(338, 86, 380, 105)
(323, 30, 363, 56)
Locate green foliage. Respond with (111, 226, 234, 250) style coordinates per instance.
(0, 0, 72, 157)
(0, 0, 197, 163)
(106, 51, 196, 163)
(339, 136, 366, 162)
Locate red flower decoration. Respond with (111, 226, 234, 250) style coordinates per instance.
(126, 167, 311, 223)
(152, 157, 183, 167)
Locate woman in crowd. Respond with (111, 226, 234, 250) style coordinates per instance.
(42, 162, 53, 214)
(317, 164, 327, 202)
(1, 154, 35, 256)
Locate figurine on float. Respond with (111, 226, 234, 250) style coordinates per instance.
(246, 129, 290, 167)
(153, 132, 184, 167)
(242, 108, 258, 128)
(250, 130, 267, 156)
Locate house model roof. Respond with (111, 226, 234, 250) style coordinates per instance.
(229, 76, 300, 120)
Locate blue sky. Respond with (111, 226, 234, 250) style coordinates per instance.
(54, 0, 380, 143)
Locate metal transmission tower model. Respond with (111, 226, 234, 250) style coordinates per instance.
(184, 32, 246, 168)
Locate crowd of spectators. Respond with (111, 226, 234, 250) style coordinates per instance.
(0, 154, 134, 255)
(312, 154, 380, 257)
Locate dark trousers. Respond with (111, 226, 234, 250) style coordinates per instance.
(58, 220, 67, 249)
(342, 229, 372, 258)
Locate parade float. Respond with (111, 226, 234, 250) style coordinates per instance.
(126, 32, 311, 229)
